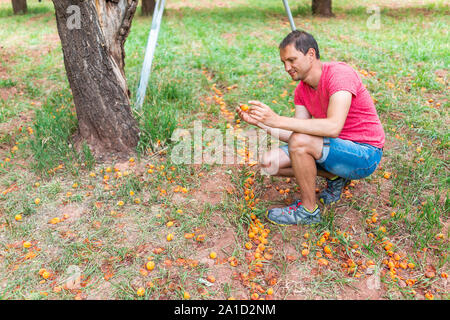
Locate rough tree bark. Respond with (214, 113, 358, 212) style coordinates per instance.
(52, 0, 140, 159)
(12, 0, 27, 14)
(312, 0, 334, 17)
(141, 0, 155, 16)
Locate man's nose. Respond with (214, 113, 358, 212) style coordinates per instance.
(285, 63, 291, 72)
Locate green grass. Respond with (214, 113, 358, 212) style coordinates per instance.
(0, 0, 448, 300)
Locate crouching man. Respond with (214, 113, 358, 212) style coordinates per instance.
(236, 30, 385, 226)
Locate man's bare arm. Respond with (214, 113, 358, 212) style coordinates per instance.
(270, 91, 352, 138)
(256, 105, 311, 142)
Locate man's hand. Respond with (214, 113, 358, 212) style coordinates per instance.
(248, 100, 280, 127)
(235, 104, 259, 126)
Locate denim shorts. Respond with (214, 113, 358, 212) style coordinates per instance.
(280, 137, 383, 180)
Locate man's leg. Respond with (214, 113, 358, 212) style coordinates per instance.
(261, 146, 336, 179)
(260, 148, 291, 176)
(288, 133, 324, 211)
(277, 167, 337, 180)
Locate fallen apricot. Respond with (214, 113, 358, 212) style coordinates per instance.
(136, 287, 145, 296)
(184, 233, 194, 239)
(318, 258, 329, 266)
(146, 261, 155, 271)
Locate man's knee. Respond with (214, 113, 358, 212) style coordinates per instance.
(288, 133, 312, 153)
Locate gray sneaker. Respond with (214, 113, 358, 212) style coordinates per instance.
(319, 177, 350, 205)
(266, 204, 321, 226)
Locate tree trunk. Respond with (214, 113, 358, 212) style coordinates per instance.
(141, 0, 155, 16)
(312, 0, 334, 17)
(52, 0, 140, 159)
(12, 0, 27, 14)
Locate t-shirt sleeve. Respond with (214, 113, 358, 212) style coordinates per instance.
(327, 63, 360, 97)
(294, 83, 305, 105)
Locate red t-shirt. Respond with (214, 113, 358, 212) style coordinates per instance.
(294, 61, 385, 149)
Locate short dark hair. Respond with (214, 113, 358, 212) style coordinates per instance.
(279, 30, 320, 59)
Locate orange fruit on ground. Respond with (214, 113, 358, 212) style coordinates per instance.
(139, 268, 148, 276)
(264, 253, 273, 260)
(42, 271, 51, 279)
(245, 242, 253, 250)
(301, 249, 309, 257)
(34, 198, 41, 205)
(23, 241, 32, 248)
(209, 251, 217, 259)
(250, 292, 259, 300)
(183, 291, 191, 299)
(49, 217, 61, 224)
(323, 246, 331, 254)
(318, 258, 329, 266)
(196, 234, 205, 242)
(136, 287, 145, 296)
(15, 214, 22, 221)
(146, 261, 155, 271)
(184, 233, 194, 239)
(206, 275, 216, 283)
(267, 288, 274, 295)
(166, 233, 174, 241)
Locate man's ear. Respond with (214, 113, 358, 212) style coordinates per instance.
(307, 48, 316, 59)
